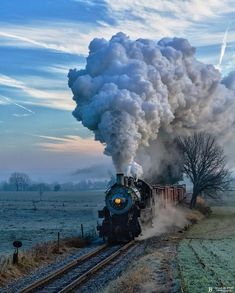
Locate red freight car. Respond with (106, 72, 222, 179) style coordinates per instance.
(153, 184, 186, 207)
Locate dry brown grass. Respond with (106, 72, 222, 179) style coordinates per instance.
(180, 195, 211, 225)
(196, 204, 212, 217)
(185, 209, 204, 224)
(64, 236, 90, 248)
(104, 267, 151, 293)
(0, 236, 90, 287)
(196, 196, 205, 205)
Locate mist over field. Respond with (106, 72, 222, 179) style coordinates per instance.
(0, 191, 104, 254)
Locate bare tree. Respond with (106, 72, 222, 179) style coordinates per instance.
(54, 184, 61, 192)
(177, 132, 230, 208)
(38, 183, 45, 201)
(9, 172, 30, 191)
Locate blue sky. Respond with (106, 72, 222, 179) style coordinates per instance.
(0, 0, 235, 182)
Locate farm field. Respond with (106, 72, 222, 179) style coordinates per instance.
(178, 199, 235, 293)
(0, 190, 105, 255)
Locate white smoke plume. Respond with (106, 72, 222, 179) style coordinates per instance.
(68, 33, 235, 177)
(139, 204, 189, 240)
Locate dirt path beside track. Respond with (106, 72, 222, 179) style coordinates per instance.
(102, 230, 186, 293)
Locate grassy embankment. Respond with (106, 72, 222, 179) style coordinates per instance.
(178, 200, 235, 293)
(103, 203, 204, 293)
(0, 236, 89, 287)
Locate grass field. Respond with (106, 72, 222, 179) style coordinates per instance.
(178, 200, 235, 293)
(0, 190, 104, 254)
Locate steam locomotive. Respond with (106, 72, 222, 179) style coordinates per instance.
(97, 173, 186, 243)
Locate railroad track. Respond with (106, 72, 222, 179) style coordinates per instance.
(21, 241, 135, 293)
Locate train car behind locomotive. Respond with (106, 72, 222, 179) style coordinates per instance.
(97, 173, 186, 243)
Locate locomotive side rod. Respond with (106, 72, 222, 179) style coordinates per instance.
(20, 244, 107, 293)
(58, 240, 136, 293)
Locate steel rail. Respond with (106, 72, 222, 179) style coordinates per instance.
(20, 244, 107, 293)
(58, 240, 135, 293)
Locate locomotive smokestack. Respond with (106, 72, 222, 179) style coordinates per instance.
(116, 173, 124, 186)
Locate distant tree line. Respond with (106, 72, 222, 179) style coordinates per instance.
(1, 132, 231, 209)
(0, 172, 109, 192)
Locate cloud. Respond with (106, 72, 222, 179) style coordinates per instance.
(33, 134, 105, 154)
(0, 5, 234, 115)
(73, 163, 113, 179)
(0, 132, 110, 182)
(106, 1, 235, 22)
(104, 1, 235, 41)
(39, 64, 80, 75)
(1, 2, 235, 59)
(0, 31, 74, 54)
(0, 29, 83, 55)
(0, 74, 73, 110)
(12, 113, 32, 117)
(73, 164, 106, 175)
(72, 0, 98, 4)
(0, 21, 97, 55)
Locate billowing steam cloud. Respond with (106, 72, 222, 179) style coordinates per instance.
(68, 33, 235, 178)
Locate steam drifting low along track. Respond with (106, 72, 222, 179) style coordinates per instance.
(21, 241, 135, 293)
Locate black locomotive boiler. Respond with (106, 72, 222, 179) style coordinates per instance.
(97, 173, 186, 243)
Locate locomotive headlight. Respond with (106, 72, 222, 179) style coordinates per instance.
(106, 186, 134, 214)
(114, 198, 121, 205)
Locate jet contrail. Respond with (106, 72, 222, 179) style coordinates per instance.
(216, 23, 230, 71)
(0, 95, 35, 115)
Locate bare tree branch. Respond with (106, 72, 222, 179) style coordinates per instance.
(9, 172, 30, 191)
